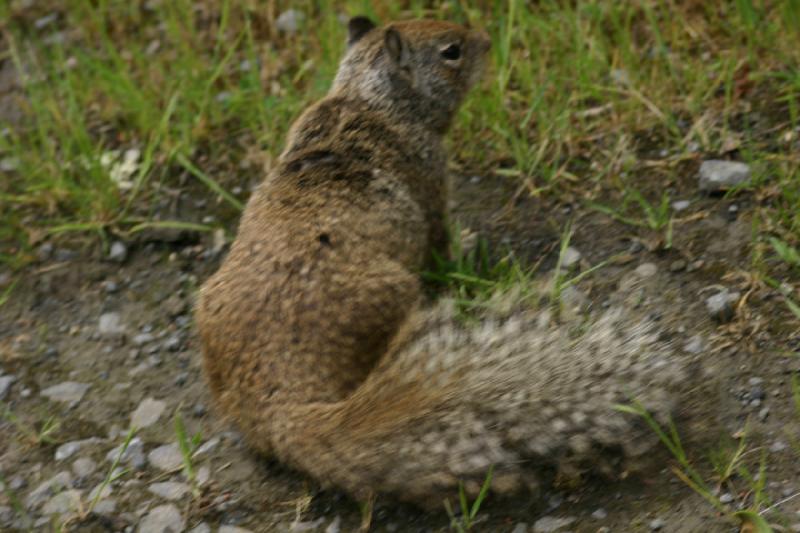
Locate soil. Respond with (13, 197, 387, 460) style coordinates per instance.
(2, 165, 800, 533)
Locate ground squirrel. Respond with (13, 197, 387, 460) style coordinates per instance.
(197, 17, 685, 506)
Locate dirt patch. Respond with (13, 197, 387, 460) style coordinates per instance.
(1, 169, 799, 532)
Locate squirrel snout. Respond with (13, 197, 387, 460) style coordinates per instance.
(473, 30, 491, 54)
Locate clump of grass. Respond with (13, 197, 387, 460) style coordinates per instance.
(1, 402, 61, 445)
(0, 471, 33, 530)
(618, 399, 800, 531)
(174, 410, 203, 497)
(444, 465, 494, 532)
(423, 225, 536, 316)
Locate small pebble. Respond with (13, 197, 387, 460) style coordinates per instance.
(98, 312, 125, 338)
(148, 481, 190, 501)
(0, 375, 15, 400)
(591, 508, 608, 520)
(148, 443, 184, 472)
(649, 518, 665, 531)
(719, 493, 734, 504)
(72, 457, 97, 477)
(131, 397, 166, 429)
(705, 289, 740, 322)
(108, 241, 128, 263)
(533, 515, 576, 533)
(139, 504, 185, 533)
(698, 160, 751, 192)
(669, 259, 687, 272)
(106, 437, 146, 470)
(40, 381, 90, 405)
(561, 247, 581, 268)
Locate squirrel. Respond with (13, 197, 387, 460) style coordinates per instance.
(196, 16, 686, 506)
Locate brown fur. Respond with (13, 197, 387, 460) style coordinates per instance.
(197, 17, 685, 507)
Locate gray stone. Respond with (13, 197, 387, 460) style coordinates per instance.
(106, 436, 147, 470)
(40, 381, 90, 405)
(196, 465, 210, 486)
(132, 333, 156, 346)
(669, 259, 687, 272)
(93, 499, 117, 516)
(672, 200, 691, 211)
(698, 160, 751, 192)
(188, 524, 211, 533)
(0, 375, 14, 400)
(758, 407, 770, 422)
(89, 482, 112, 501)
(770, 440, 788, 453)
(56, 438, 102, 461)
(561, 246, 581, 268)
(42, 489, 82, 515)
(98, 312, 125, 338)
(139, 504, 185, 533)
(148, 482, 189, 501)
(276, 9, 304, 33)
(102, 280, 120, 293)
(220, 526, 254, 533)
(533, 516, 576, 533)
(37, 242, 54, 261)
(324, 517, 340, 533)
(683, 335, 705, 354)
(163, 334, 182, 352)
(635, 262, 658, 278)
(131, 397, 166, 429)
(72, 457, 97, 477)
(26, 471, 72, 509)
(108, 241, 128, 262)
(148, 443, 184, 472)
(511, 524, 528, 533)
(705, 289, 740, 322)
(650, 518, 666, 531)
(194, 437, 220, 457)
(719, 493, 734, 504)
(290, 519, 326, 532)
(591, 508, 608, 520)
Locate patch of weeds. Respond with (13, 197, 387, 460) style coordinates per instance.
(1, 402, 61, 445)
(549, 223, 609, 315)
(444, 465, 494, 533)
(423, 225, 536, 316)
(588, 189, 674, 248)
(770, 238, 800, 271)
(359, 494, 375, 533)
(0, 470, 33, 531)
(56, 426, 137, 529)
(174, 411, 203, 497)
(618, 400, 787, 531)
(0, 279, 17, 308)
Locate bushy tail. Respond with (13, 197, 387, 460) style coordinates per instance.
(271, 301, 687, 505)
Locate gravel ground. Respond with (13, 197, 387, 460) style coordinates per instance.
(2, 167, 800, 532)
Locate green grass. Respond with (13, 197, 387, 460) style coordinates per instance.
(1, 0, 799, 273)
(619, 395, 800, 532)
(444, 465, 494, 532)
(423, 225, 537, 316)
(174, 410, 203, 497)
(1, 401, 61, 445)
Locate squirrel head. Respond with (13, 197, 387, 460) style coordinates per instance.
(332, 17, 491, 134)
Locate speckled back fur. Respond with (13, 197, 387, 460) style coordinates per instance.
(196, 17, 685, 507)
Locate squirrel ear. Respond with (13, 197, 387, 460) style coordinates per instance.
(347, 16, 376, 47)
(384, 27, 410, 67)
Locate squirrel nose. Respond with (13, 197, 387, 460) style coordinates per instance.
(475, 30, 491, 53)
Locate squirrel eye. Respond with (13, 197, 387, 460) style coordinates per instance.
(440, 44, 461, 61)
